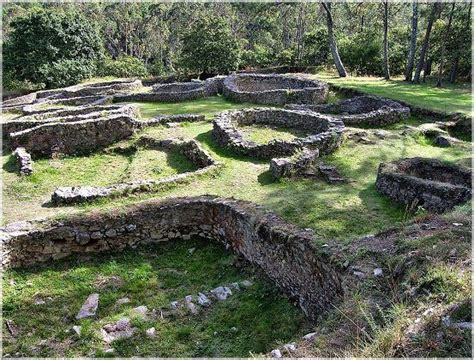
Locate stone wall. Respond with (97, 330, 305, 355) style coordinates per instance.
(270, 149, 319, 179)
(13, 147, 33, 176)
(10, 115, 141, 159)
(0, 196, 343, 322)
(51, 137, 220, 205)
(114, 76, 225, 103)
(222, 74, 329, 106)
(2, 105, 138, 139)
(375, 157, 472, 213)
(286, 95, 410, 126)
(213, 108, 344, 159)
(146, 114, 205, 126)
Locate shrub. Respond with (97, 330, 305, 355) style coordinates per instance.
(3, 8, 102, 88)
(97, 56, 148, 78)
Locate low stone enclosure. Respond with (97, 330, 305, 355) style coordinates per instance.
(0, 196, 343, 322)
(222, 73, 329, 106)
(51, 136, 221, 205)
(213, 108, 344, 160)
(2, 79, 142, 113)
(286, 95, 410, 126)
(113, 76, 225, 103)
(376, 157, 472, 213)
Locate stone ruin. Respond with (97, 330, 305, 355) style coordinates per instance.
(270, 149, 319, 179)
(213, 108, 344, 160)
(51, 136, 221, 205)
(0, 195, 343, 322)
(287, 95, 410, 126)
(376, 157, 472, 213)
(2, 79, 142, 113)
(222, 73, 329, 106)
(113, 76, 226, 103)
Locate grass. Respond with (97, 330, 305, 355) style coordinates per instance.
(2, 238, 309, 357)
(2, 97, 470, 241)
(311, 73, 472, 115)
(128, 95, 259, 120)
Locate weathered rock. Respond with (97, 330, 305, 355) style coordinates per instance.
(101, 318, 135, 343)
(72, 325, 81, 336)
(116, 297, 130, 306)
(76, 293, 99, 319)
(373, 268, 383, 277)
(146, 327, 156, 338)
(433, 135, 455, 147)
(197, 293, 212, 306)
(210, 286, 233, 301)
(13, 147, 33, 176)
(302, 332, 317, 341)
(223, 73, 329, 106)
(318, 164, 345, 184)
(376, 157, 471, 213)
(270, 349, 282, 358)
(132, 305, 148, 318)
(270, 149, 319, 179)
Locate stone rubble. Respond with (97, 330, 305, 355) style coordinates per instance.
(101, 318, 135, 343)
(76, 293, 99, 320)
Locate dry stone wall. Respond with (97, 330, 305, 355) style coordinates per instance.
(286, 95, 410, 126)
(213, 108, 344, 159)
(0, 196, 343, 322)
(270, 149, 319, 179)
(376, 157, 472, 213)
(13, 147, 33, 176)
(223, 74, 329, 106)
(51, 137, 220, 205)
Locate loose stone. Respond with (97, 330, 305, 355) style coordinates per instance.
(76, 293, 99, 319)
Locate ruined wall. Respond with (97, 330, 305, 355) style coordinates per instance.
(376, 157, 472, 213)
(286, 95, 410, 126)
(213, 108, 344, 159)
(0, 196, 343, 322)
(223, 74, 329, 106)
(10, 115, 141, 158)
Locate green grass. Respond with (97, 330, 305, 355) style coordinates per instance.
(3, 238, 309, 357)
(3, 97, 470, 240)
(128, 95, 260, 120)
(312, 73, 472, 115)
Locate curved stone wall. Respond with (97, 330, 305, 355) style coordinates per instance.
(213, 108, 344, 159)
(51, 137, 221, 205)
(222, 74, 329, 106)
(0, 196, 343, 322)
(375, 157, 472, 213)
(287, 95, 410, 126)
(114, 76, 225, 103)
(10, 114, 141, 158)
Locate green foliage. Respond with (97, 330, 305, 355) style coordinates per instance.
(3, 8, 102, 88)
(179, 17, 240, 75)
(97, 56, 148, 78)
(339, 31, 383, 76)
(302, 28, 330, 66)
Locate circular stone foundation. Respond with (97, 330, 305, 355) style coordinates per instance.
(286, 95, 410, 126)
(222, 73, 329, 106)
(375, 157, 472, 213)
(213, 108, 344, 159)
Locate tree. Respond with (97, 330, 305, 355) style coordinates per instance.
(3, 8, 102, 88)
(179, 17, 240, 76)
(321, 2, 347, 77)
(405, 2, 418, 81)
(382, 1, 390, 79)
(436, 3, 455, 87)
(413, 3, 439, 83)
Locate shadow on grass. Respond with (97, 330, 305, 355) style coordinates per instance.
(2, 154, 18, 174)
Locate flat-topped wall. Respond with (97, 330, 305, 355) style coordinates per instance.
(0, 196, 343, 322)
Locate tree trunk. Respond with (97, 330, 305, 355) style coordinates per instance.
(449, 56, 459, 83)
(383, 1, 390, 79)
(296, 3, 305, 65)
(322, 2, 347, 77)
(405, 2, 418, 81)
(436, 3, 455, 87)
(413, 2, 439, 83)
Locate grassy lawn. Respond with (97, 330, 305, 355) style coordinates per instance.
(3, 97, 470, 241)
(3, 238, 308, 357)
(311, 73, 472, 115)
(237, 124, 307, 144)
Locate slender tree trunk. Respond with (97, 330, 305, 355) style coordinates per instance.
(436, 3, 455, 87)
(383, 1, 390, 79)
(413, 2, 439, 83)
(449, 56, 459, 83)
(322, 2, 347, 77)
(405, 2, 418, 81)
(296, 3, 305, 65)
